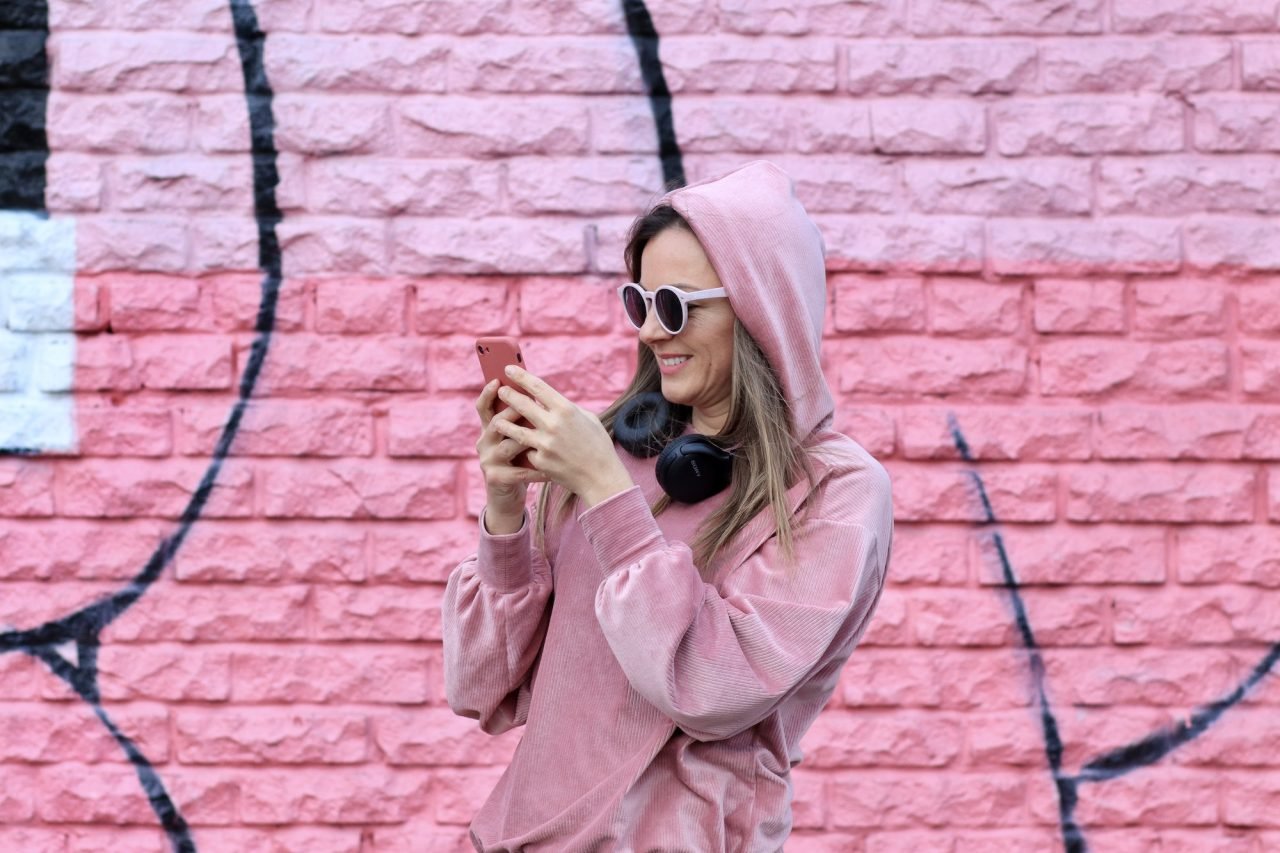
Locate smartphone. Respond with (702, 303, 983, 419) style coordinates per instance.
(475, 336, 536, 468)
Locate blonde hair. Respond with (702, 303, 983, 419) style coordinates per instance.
(533, 208, 820, 580)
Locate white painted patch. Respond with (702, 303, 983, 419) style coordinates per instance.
(0, 210, 76, 452)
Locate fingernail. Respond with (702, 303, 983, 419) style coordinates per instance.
(505, 365, 519, 376)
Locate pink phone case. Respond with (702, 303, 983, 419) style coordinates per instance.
(475, 337, 535, 469)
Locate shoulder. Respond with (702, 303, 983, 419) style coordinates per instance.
(800, 429, 893, 552)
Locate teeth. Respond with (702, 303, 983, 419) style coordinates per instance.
(661, 356, 690, 366)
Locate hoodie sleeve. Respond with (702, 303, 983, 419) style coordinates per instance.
(577, 485, 886, 742)
(441, 507, 554, 735)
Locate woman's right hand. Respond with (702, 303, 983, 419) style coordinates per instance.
(475, 380, 549, 520)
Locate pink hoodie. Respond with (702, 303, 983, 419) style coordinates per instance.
(442, 161, 894, 852)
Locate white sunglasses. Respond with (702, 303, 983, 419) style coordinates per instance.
(617, 283, 728, 335)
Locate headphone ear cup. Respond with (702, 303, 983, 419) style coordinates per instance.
(614, 391, 675, 458)
(656, 436, 733, 504)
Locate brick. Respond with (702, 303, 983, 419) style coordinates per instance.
(35, 765, 237, 826)
(1041, 38, 1233, 93)
(789, 769, 827, 830)
(190, 95, 252, 154)
(396, 96, 589, 157)
(56, 458, 254, 518)
(994, 215, 1183, 274)
(1113, 586, 1278, 644)
(0, 459, 55, 516)
(275, 95, 395, 156)
(239, 768, 429, 824)
(832, 406, 896, 458)
(110, 156, 252, 214)
(1043, 647, 1259, 706)
(132, 334, 233, 390)
(104, 584, 310, 642)
(174, 710, 368, 764)
(47, 93, 191, 154)
(1193, 95, 1280, 152)
(908, 0, 1102, 35)
(387, 397, 476, 457)
(870, 100, 985, 154)
(48, 0, 308, 30)
(275, 216, 387, 275)
(596, 95, 782, 154)
(414, 278, 514, 335)
(0, 518, 166, 580)
(207, 274, 306, 332)
(45, 152, 105, 212)
(314, 280, 406, 334)
(1187, 217, 1280, 271)
(1239, 283, 1280, 333)
(964, 710, 1047, 766)
(828, 771, 1027, 828)
(687, 153, 903, 214)
(1033, 278, 1126, 333)
(0, 579, 122, 630)
(1115, 0, 1280, 33)
(1095, 405, 1259, 460)
(167, 828, 361, 853)
(1224, 772, 1280, 825)
(837, 338, 1026, 396)
(50, 33, 241, 93)
(369, 823, 475, 853)
(252, 335, 429, 392)
(1178, 525, 1280, 585)
(96, 644, 232, 702)
(174, 521, 367, 583)
(846, 40, 1035, 95)
(1133, 280, 1226, 335)
(506, 157, 662, 217)
(306, 160, 503, 217)
(0, 702, 168, 763)
(832, 275, 925, 332)
(428, 766, 506, 824)
(658, 37, 836, 93)
(1115, 156, 1280, 217)
(106, 275, 203, 332)
(267, 34, 449, 93)
(890, 463, 1056, 522)
(372, 708, 519, 765)
(929, 280, 1021, 335)
(801, 710, 962, 767)
(449, 37, 643, 94)
(720, 0, 906, 36)
(176, 400, 375, 457)
(1244, 343, 1280, 396)
(915, 588, 1108, 646)
(860, 586, 909, 646)
(994, 97, 1184, 156)
(313, 0, 642, 35)
(73, 215, 188, 274)
(391, 217, 588, 275)
(1066, 463, 1254, 522)
(818, 216, 984, 273)
(0, 828, 63, 853)
(882, 524, 968, 585)
(1058, 770, 1220, 827)
(904, 158, 1091, 216)
(1039, 340, 1229, 396)
(1244, 40, 1280, 89)
(903, 406, 1091, 461)
(312, 584, 444, 640)
(260, 459, 456, 519)
(1175, 709, 1280, 766)
(371, 522, 480, 583)
(517, 276, 616, 333)
(231, 646, 431, 704)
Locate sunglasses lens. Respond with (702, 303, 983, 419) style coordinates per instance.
(655, 288, 684, 333)
(622, 285, 647, 328)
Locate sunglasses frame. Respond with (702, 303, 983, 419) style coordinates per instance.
(617, 283, 728, 335)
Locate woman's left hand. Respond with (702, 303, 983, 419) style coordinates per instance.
(493, 365, 635, 508)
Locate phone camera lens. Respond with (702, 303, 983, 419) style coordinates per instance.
(517, 353, 523, 362)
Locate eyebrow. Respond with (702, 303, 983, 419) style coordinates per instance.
(644, 282, 699, 292)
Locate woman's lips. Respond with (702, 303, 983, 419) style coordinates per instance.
(659, 355, 692, 376)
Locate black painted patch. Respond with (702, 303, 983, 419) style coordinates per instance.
(0, 1, 49, 209)
(621, 0, 683, 189)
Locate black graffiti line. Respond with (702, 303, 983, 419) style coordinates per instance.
(620, 0, 684, 190)
(0, 0, 281, 848)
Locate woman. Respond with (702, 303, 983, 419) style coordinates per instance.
(442, 161, 893, 852)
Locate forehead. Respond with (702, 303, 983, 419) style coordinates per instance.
(639, 227, 720, 290)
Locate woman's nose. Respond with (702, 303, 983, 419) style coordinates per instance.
(637, 304, 670, 344)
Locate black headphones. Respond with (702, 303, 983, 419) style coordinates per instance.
(613, 392, 734, 504)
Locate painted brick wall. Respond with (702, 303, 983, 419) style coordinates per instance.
(3, 0, 1280, 850)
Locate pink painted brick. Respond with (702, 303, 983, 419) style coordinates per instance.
(994, 97, 1184, 156)
(275, 216, 388, 275)
(589, 215, 641, 276)
(312, 0, 645, 36)
(1193, 95, 1280, 151)
(387, 397, 476, 457)
(190, 94, 254, 154)
(1115, 0, 1280, 33)
(889, 463, 1056, 522)
(908, 0, 1103, 35)
(371, 522, 480, 583)
(833, 406, 896, 458)
(48, 0, 308, 31)
(687, 153, 903, 214)
(0, 580, 120, 629)
(1095, 405, 1254, 459)
(106, 274, 203, 332)
(176, 401, 376, 457)
(315, 280, 407, 334)
(312, 584, 444, 641)
(170, 828, 362, 853)
(646, 95, 797, 153)
(1187, 217, 1280, 271)
(0, 768, 33, 818)
(964, 710, 1048, 766)
(1043, 647, 1257, 706)
(188, 216, 263, 275)
(0, 461, 55, 516)
(1132, 279, 1226, 336)
(1039, 340, 1229, 397)
(837, 338, 1027, 395)
(231, 647, 431, 704)
(788, 768, 826, 830)
(110, 156, 252, 214)
(274, 95, 395, 156)
(50, 32, 242, 93)
(307, 159, 503, 217)
(396, 96, 590, 157)
(870, 100, 985, 154)
(449, 37, 642, 94)
(369, 823, 476, 853)
(801, 710, 962, 767)
(1178, 525, 1280, 585)
(859, 586, 909, 646)
(105, 584, 310, 642)
(506, 157, 662, 217)
(1244, 40, 1280, 90)
(1244, 343, 1280, 397)
(0, 828, 63, 853)
(238, 767, 429, 824)
(883, 524, 968, 585)
(1098, 155, 1280, 214)
(992, 217, 1181, 275)
(1041, 38, 1233, 93)
(904, 158, 1091, 216)
(267, 34, 448, 93)
(0, 518, 165, 581)
(1239, 283, 1280, 332)
(46, 93, 190, 154)
(518, 277, 617, 333)
(174, 521, 367, 583)
(207, 274, 306, 332)
(720, 0, 906, 36)
(252, 336, 428, 392)
(260, 459, 456, 519)
(1223, 772, 1280, 826)
(55, 459, 254, 519)
(902, 406, 1092, 460)
(0, 703, 168, 763)
(832, 275, 926, 332)
(132, 334, 233, 390)
(73, 215, 188, 274)
(846, 648, 1031, 710)
(846, 40, 1035, 95)
(1175, 708, 1280, 766)
(864, 832, 951, 853)
(415, 278, 514, 335)
(372, 708, 519, 765)
(659, 37, 837, 93)
(96, 644, 231, 702)
(827, 771, 1027, 828)
(918, 587, 1108, 646)
(1033, 279, 1126, 333)
(1066, 463, 1255, 522)
(174, 710, 368, 764)
(45, 152, 105, 212)
(1059, 770, 1219, 827)
(929, 280, 1021, 335)
(818, 216, 984, 272)
(1113, 586, 1277, 644)
(390, 217, 588, 275)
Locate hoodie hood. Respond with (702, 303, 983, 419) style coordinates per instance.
(661, 160, 834, 444)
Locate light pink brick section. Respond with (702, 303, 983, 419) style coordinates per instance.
(4, 3, 1279, 852)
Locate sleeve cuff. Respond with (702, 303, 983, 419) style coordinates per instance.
(476, 507, 538, 592)
(576, 486, 667, 575)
